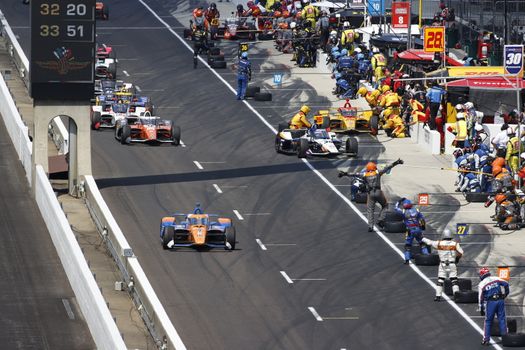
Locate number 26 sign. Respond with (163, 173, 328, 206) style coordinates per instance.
(424, 26, 445, 53)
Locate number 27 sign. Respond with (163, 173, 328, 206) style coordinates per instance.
(424, 26, 445, 53)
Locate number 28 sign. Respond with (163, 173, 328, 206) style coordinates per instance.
(424, 26, 445, 53)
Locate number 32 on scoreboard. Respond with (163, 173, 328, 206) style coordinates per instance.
(424, 27, 445, 53)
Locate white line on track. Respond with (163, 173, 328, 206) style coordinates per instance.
(213, 184, 223, 193)
(233, 210, 244, 220)
(135, 85, 142, 92)
(62, 299, 75, 320)
(308, 307, 323, 321)
(280, 271, 294, 284)
(122, 70, 130, 77)
(140, 1, 500, 347)
(179, 140, 186, 147)
(193, 161, 203, 170)
(255, 239, 267, 250)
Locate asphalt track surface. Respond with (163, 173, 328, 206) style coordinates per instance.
(3, 1, 501, 348)
(0, 116, 94, 348)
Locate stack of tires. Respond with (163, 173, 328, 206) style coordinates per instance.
(245, 85, 272, 102)
(208, 46, 227, 69)
(383, 211, 406, 233)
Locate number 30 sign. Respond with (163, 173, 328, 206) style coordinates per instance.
(424, 26, 445, 53)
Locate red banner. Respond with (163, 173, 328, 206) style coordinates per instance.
(392, 2, 410, 29)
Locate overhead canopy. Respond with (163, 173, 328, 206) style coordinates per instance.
(311, 1, 346, 8)
(446, 77, 525, 89)
(396, 50, 464, 66)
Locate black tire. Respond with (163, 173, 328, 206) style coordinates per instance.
(109, 49, 116, 59)
(207, 54, 225, 64)
(254, 92, 272, 101)
(275, 136, 282, 153)
(370, 115, 379, 135)
(445, 278, 472, 295)
(384, 221, 406, 233)
(103, 5, 109, 19)
(162, 226, 174, 250)
(346, 137, 358, 155)
(278, 122, 289, 132)
(108, 63, 117, 78)
(209, 47, 221, 55)
(91, 112, 101, 130)
(171, 125, 181, 146)
(492, 319, 517, 336)
(385, 211, 404, 222)
(453, 290, 478, 303)
(225, 226, 236, 250)
(354, 192, 367, 204)
(120, 125, 131, 145)
(464, 192, 489, 203)
(320, 116, 330, 129)
(245, 86, 261, 98)
(414, 254, 440, 266)
(297, 138, 308, 158)
(502, 333, 525, 347)
(210, 61, 227, 69)
(258, 33, 274, 40)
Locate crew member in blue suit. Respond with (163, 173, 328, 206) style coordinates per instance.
(478, 267, 510, 346)
(237, 52, 252, 100)
(395, 199, 429, 264)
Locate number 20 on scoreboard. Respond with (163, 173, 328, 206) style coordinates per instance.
(424, 26, 445, 53)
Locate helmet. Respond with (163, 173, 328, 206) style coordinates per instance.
(210, 2, 217, 9)
(354, 47, 362, 54)
(282, 10, 290, 18)
(402, 199, 413, 209)
(366, 162, 377, 171)
(343, 21, 350, 28)
(330, 30, 338, 37)
(455, 104, 464, 111)
(495, 193, 507, 204)
(474, 123, 483, 132)
(274, 10, 282, 18)
(290, 21, 297, 29)
(247, 0, 254, 6)
(357, 53, 365, 60)
(334, 72, 342, 80)
(464, 102, 474, 110)
(340, 49, 348, 56)
(241, 52, 248, 59)
(456, 112, 465, 119)
(331, 47, 339, 54)
(442, 228, 452, 239)
(492, 165, 502, 176)
(372, 47, 380, 53)
(300, 105, 311, 114)
(493, 157, 506, 167)
(371, 89, 381, 98)
(479, 267, 491, 280)
(381, 85, 391, 93)
(358, 86, 368, 96)
(195, 9, 203, 17)
(507, 127, 515, 136)
(237, 4, 244, 11)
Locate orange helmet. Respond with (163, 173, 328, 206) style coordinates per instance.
(495, 194, 507, 204)
(252, 7, 261, 16)
(366, 162, 377, 171)
(492, 157, 506, 168)
(492, 165, 502, 176)
(274, 11, 282, 18)
(195, 9, 203, 17)
(282, 10, 290, 18)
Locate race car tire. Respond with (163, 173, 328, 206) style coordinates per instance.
(120, 125, 131, 145)
(414, 254, 440, 266)
(346, 137, 358, 156)
(210, 61, 227, 69)
(162, 226, 174, 250)
(109, 49, 116, 59)
(297, 138, 308, 158)
(254, 92, 272, 101)
(385, 211, 404, 222)
(183, 28, 192, 39)
(320, 116, 330, 129)
(453, 290, 478, 304)
(258, 33, 274, 41)
(353, 192, 367, 204)
(171, 125, 181, 146)
(225, 226, 236, 250)
(370, 115, 379, 136)
(278, 122, 289, 132)
(275, 136, 282, 153)
(103, 5, 109, 19)
(145, 101, 154, 115)
(245, 86, 261, 98)
(491, 319, 517, 336)
(207, 54, 225, 64)
(445, 278, 472, 295)
(209, 47, 221, 55)
(383, 221, 406, 233)
(464, 192, 488, 203)
(91, 112, 101, 130)
(108, 63, 117, 79)
(502, 333, 525, 347)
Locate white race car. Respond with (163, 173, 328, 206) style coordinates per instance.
(91, 102, 146, 130)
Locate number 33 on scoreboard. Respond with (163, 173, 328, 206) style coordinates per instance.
(424, 27, 445, 53)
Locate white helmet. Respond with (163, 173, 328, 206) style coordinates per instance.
(372, 47, 379, 53)
(330, 30, 338, 37)
(455, 104, 464, 111)
(456, 113, 465, 119)
(474, 123, 483, 132)
(442, 228, 453, 239)
(343, 21, 350, 28)
(464, 102, 474, 110)
(354, 47, 362, 53)
(507, 127, 515, 136)
(290, 21, 296, 29)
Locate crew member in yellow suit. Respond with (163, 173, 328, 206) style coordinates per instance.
(371, 47, 387, 84)
(447, 105, 468, 148)
(301, 0, 319, 30)
(340, 21, 359, 54)
(290, 105, 312, 129)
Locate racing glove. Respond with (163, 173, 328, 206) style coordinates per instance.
(393, 158, 404, 166)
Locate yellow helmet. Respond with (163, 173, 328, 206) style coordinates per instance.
(300, 105, 311, 114)
(371, 89, 381, 98)
(381, 85, 391, 93)
(358, 86, 368, 96)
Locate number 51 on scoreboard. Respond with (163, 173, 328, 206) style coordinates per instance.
(424, 26, 445, 53)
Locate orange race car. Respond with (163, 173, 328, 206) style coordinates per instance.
(96, 2, 109, 20)
(160, 204, 236, 250)
(114, 113, 181, 145)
